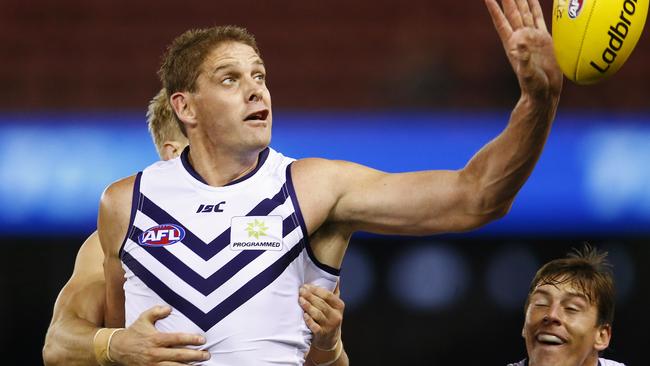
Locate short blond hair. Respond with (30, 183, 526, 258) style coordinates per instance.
(146, 88, 188, 158)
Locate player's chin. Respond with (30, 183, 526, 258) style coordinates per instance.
(247, 132, 271, 150)
(529, 347, 570, 366)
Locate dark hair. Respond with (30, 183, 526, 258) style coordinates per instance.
(525, 244, 615, 326)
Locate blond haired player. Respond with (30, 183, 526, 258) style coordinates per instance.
(43, 89, 349, 366)
(98, 0, 562, 363)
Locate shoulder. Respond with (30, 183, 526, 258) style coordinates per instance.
(291, 158, 381, 181)
(292, 157, 339, 170)
(98, 174, 139, 255)
(290, 158, 364, 196)
(100, 174, 139, 212)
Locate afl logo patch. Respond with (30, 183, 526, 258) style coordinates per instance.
(568, 0, 584, 18)
(138, 224, 185, 247)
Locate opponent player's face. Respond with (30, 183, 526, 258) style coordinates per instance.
(192, 41, 271, 152)
(522, 281, 610, 366)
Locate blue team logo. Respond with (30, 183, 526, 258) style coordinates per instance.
(138, 224, 185, 247)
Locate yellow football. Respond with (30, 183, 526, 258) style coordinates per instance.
(552, 0, 648, 84)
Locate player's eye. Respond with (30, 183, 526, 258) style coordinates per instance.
(222, 77, 236, 85)
(254, 73, 265, 82)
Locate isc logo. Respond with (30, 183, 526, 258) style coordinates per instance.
(196, 202, 226, 213)
(138, 224, 185, 247)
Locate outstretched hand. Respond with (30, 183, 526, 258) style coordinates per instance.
(485, 0, 562, 99)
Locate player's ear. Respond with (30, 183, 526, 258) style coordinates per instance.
(170, 92, 198, 129)
(594, 323, 611, 352)
(160, 141, 187, 161)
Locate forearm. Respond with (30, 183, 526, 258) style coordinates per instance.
(462, 93, 559, 215)
(306, 340, 348, 366)
(43, 317, 100, 366)
(306, 351, 349, 366)
(334, 349, 349, 366)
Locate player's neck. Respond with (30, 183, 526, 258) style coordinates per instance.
(186, 143, 262, 187)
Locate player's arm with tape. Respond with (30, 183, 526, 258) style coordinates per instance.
(43, 232, 209, 365)
(301, 284, 349, 366)
(291, 0, 562, 239)
(93, 175, 211, 366)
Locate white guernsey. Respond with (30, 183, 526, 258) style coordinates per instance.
(121, 147, 338, 365)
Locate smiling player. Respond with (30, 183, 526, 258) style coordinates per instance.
(509, 246, 624, 366)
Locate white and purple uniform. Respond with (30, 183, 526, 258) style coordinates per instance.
(120, 147, 339, 365)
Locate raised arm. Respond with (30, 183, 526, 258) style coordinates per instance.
(294, 0, 561, 237)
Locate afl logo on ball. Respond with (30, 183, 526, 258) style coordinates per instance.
(568, 0, 585, 18)
(138, 224, 185, 247)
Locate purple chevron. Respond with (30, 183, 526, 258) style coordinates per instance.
(138, 183, 289, 261)
(128, 215, 301, 296)
(122, 239, 304, 332)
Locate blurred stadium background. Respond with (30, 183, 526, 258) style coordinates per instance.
(1, 0, 648, 364)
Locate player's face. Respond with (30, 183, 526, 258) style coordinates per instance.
(192, 41, 271, 153)
(523, 280, 610, 366)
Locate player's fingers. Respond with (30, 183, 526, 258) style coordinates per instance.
(528, 0, 547, 32)
(302, 285, 344, 310)
(139, 305, 172, 325)
(303, 312, 322, 334)
(501, 0, 524, 30)
(485, 0, 513, 44)
(299, 296, 328, 323)
(156, 332, 207, 347)
(334, 281, 340, 296)
(157, 362, 194, 366)
(516, 0, 534, 27)
(300, 289, 333, 317)
(152, 347, 211, 363)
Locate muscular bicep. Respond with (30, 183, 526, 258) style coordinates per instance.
(66, 232, 106, 323)
(330, 161, 486, 235)
(44, 233, 106, 366)
(48, 232, 106, 329)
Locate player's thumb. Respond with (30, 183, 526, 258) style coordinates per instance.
(511, 42, 532, 72)
(140, 305, 172, 325)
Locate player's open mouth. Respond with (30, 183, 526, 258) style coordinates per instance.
(536, 333, 567, 346)
(244, 109, 269, 122)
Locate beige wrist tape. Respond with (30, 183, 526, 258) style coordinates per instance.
(308, 338, 343, 366)
(93, 328, 124, 366)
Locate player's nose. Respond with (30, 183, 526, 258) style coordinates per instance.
(244, 77, 264, 103)
(542, 304, 562, 325)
